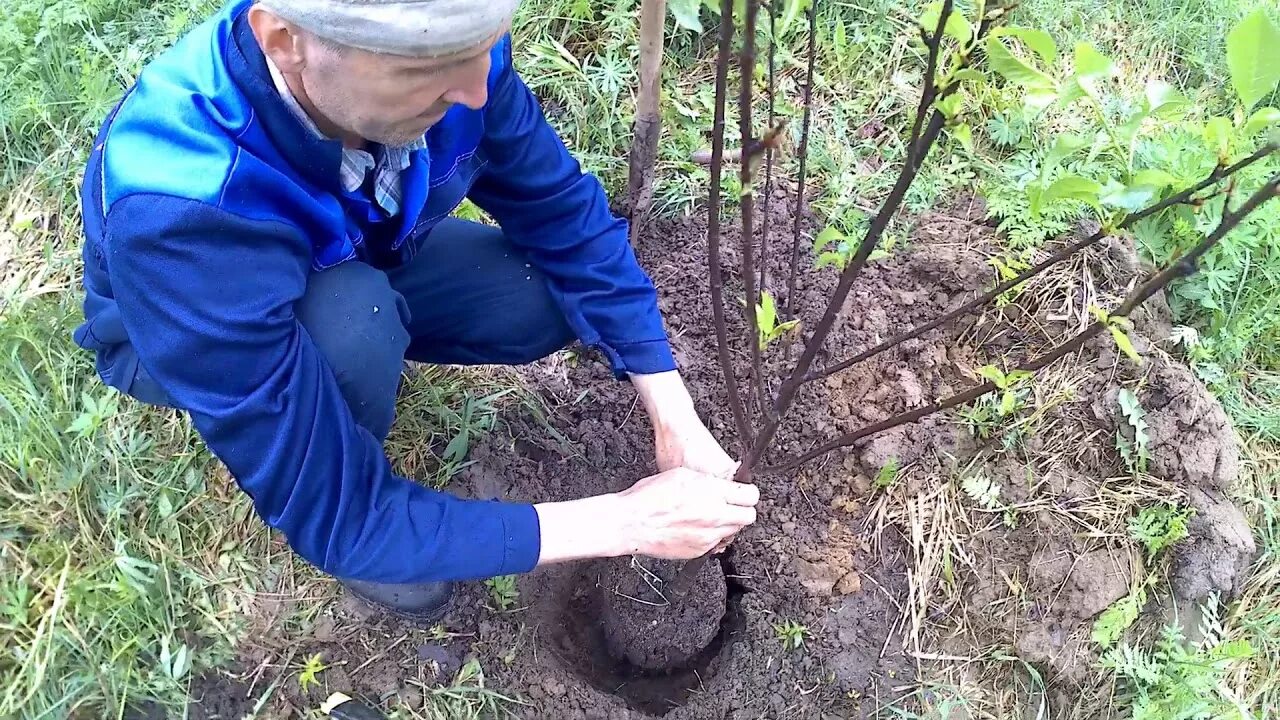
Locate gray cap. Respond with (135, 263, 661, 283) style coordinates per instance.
(258, 0, 519, 57)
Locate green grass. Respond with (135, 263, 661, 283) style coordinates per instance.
(2, 0, 1279, 717)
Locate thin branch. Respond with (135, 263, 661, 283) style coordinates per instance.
(803, 142, 1278, 383)
(907, 0, 952, 154)
(741, 7, 997, 472)
(784, 0, 818, 325)
(760, 0, 777, 294)
(740, 0, 768, 422)
(766, 172, 1280, 473)
(706, 0, 751, 449)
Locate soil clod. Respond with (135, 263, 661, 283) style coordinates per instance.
(600, 557, 728, 670)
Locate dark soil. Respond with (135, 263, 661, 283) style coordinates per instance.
(191, 189, 1254, 719)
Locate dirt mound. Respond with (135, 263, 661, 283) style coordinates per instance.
(193, 192, 1254, 719)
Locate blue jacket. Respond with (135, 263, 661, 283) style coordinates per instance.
(75, 0, 675, 583)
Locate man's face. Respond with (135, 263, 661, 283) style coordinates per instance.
(250, 7, 502, 147)
(298, 33, 499, 146)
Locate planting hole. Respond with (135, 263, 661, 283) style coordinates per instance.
(553, 555, 747, 716)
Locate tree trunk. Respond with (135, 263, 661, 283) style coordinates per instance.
(626, 0, 666, 243)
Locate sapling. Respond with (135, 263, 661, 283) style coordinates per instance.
(602, 0, 1280, 670)
(669, 0, 1280, 598)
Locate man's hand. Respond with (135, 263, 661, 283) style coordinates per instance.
(534, 467, 759, 565)
(630, 370, 736, 477)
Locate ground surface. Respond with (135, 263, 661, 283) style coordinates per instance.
(185, 194, 1253, 719)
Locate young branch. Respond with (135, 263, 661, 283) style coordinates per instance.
(739, 0, 768, 421)
(706, 0, 752, 448)
(907, 0, 952, 154)
(804, 142, 1279, 383)
(784, 0, 819, 324)
(760, 0, 778, 294)
(766, 172, 1280, 473)
(744, 1, 983, 471)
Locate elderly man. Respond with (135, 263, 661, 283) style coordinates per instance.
(75, 0, 759, 620)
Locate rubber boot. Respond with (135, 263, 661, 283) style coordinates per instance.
(341, 579, 455, 624)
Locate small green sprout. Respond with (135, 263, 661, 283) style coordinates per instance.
(755, 291, 800, 350)
(484, 574, 519, 612)
(773, 620, 810, 652)
(297, 652, 328, 693)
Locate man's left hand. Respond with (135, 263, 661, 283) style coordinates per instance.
(653, 409, 736, 476)
(631, 371, 737, 478)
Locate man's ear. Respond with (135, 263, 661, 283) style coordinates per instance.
(247, 6, 307, 72)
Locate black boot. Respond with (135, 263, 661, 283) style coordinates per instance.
(341, 579, 455, 624)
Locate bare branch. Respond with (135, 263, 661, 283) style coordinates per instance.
(739, 0, 768, 421)
(706, 0, 752, 448)
(907, 0, 953, 154)
(760, 0, 778, 294)
(767, 172, 1280, 473)
(723, 0, 990, 475)
(803, 142, 1279, 383)
(784, 0, 819, 325)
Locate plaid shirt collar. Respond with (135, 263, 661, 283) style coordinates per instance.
(265, 57, 427, 217)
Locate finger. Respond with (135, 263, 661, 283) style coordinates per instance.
(723, 481, 760, 507)
(717, 504, 757, 528)
(717, 459, 741, 479)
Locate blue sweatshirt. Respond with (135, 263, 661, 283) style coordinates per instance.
(74, 0, 676, 583)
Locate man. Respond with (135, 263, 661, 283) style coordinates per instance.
(75, 0, 759, 620)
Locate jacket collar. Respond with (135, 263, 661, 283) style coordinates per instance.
(223, 4, 346, 192)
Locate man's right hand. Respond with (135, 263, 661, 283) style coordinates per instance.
(535, 467, 760, 566)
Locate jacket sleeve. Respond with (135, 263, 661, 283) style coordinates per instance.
(105, 195, 541, 583)
(466, 40, 676, 378)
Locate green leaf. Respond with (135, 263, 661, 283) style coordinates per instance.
(1024, 87, 1060, 113)
(1131, 168, 1177, 190)
(999, 390, 1017, 416)
(874, 458, 899, 488)
(1226, 9, 1280, 110)
(1093, 589, 1145, 647)
(777, 0, 811, 37)
(950, 68, 986, 87)
(1073, 42, 1114, 97)
(65, 414, 94, 436)
(1144, 80, 1189, 118)
(1110, 325, 1142, 364)
(936, 93, 963, 119)
(757, 291, 778, 331)
(668, 0, 704, 32)
(813, 225, 845, 253)
(170, 644, 191, 681)
(1101, 180, 1158, 213)
(1203, 116, 1233, 156)
(444, 431, 470, 463)
(946, 13, 973, 47)
(985, 36, 1057, 91)
(1006, 370, 1033, 384)
(1243, 106, 1280, 136)
(1043, 134, 1089, 179)
(993, 27, 1058, 64)
(953, 123, 973, 152)
(815, 252, 846, 270)
(1042, 174, 1102, 208)
(921, 3, 973, 46)
(977, 365, 1007, 387)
